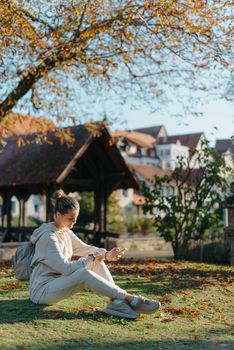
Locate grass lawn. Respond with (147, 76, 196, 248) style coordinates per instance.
(0, 259, 233, 350)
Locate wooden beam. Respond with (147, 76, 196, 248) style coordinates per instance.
(65, 178, 94, 187)
(56, 136, 93, 184)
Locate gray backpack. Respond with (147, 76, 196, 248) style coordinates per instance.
(12, 241, 35, 281)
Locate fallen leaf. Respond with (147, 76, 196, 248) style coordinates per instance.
(46, 313, 63, 319)
(0, 282, 22, 290)
(160, 293, 172, 303)
(215, 315, 226, 321)
(166, 307, 200, 317)
(223, 290, 232, 296)
(78, 309, 89, 314)
(161, 318, 175, 322)
(224, 321, 234, 327)
(147, 322, 154, 329)
(178, 291, 193, 298)
(221, 283, 232, 287)
(136, 316, 145, 321)
(87, 305, 102, 311)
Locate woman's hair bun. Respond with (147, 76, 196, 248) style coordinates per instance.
(50, 189, 79, 214)
(51, 189, 66, 207)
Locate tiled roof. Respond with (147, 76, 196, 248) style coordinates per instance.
(111, 130, 156, 148)
(128, 163, 204, 189)
(128, 163, 171, 181)
(134, 125, 165, 138)
(157, 133, 204, 149)
(0, 125, 138, 191)
(215, 139, 234, 154)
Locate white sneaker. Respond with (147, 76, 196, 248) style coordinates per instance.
(104, 299, 140, 319)
(130, 295, 161, 314)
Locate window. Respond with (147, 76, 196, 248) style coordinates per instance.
(122, 189, 128, 197)
(168, 187, 174, 196)
(11, 200, 16, 214)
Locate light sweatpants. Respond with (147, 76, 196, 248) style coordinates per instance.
(37, 260, 127, 305)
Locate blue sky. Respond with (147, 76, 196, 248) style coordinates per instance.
(114, 99, 233, 145)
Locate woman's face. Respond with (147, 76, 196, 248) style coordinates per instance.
(54, 209, 79, 229)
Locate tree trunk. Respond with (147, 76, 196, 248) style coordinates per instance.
(0, 52, 65, 121)
(179, 239, 189, 259)
(172, 240, 179, 260)
(0, 15, 123, 121)
(173, 237, 189, 260)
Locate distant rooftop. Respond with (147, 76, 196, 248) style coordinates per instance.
(157, 132, 204, 149)
(134, 125, 166, 138)
(215, 139, 234, 154)
(128, 163, 171, 181)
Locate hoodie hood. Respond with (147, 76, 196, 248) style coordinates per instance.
(30, 222, 56, 244)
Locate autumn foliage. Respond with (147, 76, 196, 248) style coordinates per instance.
(0, 0, 232, 132)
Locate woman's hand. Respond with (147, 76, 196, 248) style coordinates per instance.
(92, 251, 105, 262)
(92, 248, 127, 262)
(105, 248, 126, 262)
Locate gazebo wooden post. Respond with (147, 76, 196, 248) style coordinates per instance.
(103, 192, 107, 234)
(16, 193, 30, 226)
(15, 193, 28, 241)
(22, 198, 26, 227)
(46, 184, 58, 222)
(6, 193, 12, 230)
(1, 194, 7, 227)
(94, 190, 107, 246)
(93, 166, 107, 246)
(0, 192, 12, 241)
(46, 186, 52, 222)
(5, 192, 12, 240)
(18, 198, 21, 227)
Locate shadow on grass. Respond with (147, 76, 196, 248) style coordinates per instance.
(7, 339, 234, 350)
(111, 260, 234, 295)
(0, 298, 135, 325)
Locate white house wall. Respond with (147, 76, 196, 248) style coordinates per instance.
(156, 143, 189, 169)
(115, 189, 134, 211)
(11, 194, 46, 222)
(125, 155, 160, 167)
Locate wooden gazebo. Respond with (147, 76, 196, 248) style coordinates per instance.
(0, 124, 138, 244)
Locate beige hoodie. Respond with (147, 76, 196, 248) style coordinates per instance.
(29, 222, 106, 303)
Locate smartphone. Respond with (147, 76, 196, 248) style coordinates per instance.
(119, 248, 128, 254)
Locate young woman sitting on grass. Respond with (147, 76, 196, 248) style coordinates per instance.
(29, 189, 161, 319)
